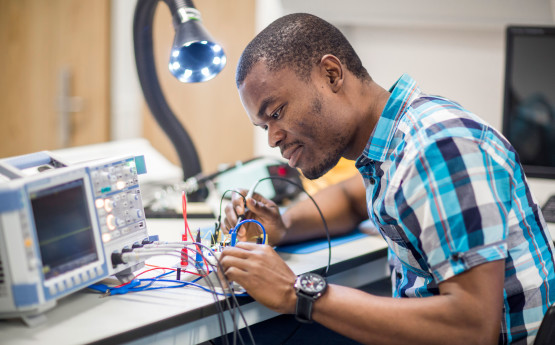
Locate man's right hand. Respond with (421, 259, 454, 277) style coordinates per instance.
(221, 189, 288, 245)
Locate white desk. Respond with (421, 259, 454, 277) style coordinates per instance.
(0, 218, 389, 345)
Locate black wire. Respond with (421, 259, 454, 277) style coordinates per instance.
(186, 249, 235, 345)
(198, 262, 236, 345)
(217, 189, 248, 232)
(250, 176, 331, 277)
(166, 247, 233, 345)
(197, 265, 231, 345)
(193, 243, 256, 345)
(201, 244, 255, 345)
(280, 323, 302, 344)
(126, 245, 250, 344)
(180, 250, 229, 345)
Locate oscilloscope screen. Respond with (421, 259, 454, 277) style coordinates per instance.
(30, 179, 98, 280)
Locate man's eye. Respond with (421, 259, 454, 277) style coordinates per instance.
(270, 108, 281, 119)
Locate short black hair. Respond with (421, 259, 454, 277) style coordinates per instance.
(236, 13, 370, 87)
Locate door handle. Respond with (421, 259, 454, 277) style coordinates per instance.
(57, 67, 84, 148)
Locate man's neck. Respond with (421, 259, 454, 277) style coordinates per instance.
(344, 79, 390, 160)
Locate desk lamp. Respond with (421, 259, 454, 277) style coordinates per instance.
(133, 0, 226, 199)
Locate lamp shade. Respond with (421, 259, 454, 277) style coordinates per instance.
(169, 19, 226, 83)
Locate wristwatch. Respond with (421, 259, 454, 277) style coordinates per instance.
(294, 272, 328, 323)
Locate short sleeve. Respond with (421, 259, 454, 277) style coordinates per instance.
(396, 136, 511, 283)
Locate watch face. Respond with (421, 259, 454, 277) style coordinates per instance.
(298, 273, 326, 294)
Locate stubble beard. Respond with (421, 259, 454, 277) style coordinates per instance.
(300, 96, 349, 180)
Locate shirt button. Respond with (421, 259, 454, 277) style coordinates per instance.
(369, 178, 376, 185)
(451, 252, 463, 261)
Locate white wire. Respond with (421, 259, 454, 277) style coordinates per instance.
(120, 243, 255, 344)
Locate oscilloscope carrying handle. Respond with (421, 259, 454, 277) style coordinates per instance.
(0, 151, 68, 180)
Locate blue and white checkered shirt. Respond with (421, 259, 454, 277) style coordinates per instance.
(356, 74, 555, 344)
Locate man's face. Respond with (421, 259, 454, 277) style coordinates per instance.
(238, 62, 353, 179)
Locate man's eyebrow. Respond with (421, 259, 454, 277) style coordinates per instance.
(257, 96, 277, 119)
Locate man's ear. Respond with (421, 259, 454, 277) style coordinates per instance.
(319, 54, 343, 93)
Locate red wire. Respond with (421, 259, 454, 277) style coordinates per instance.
(182, 191, 210, 273)
(145, 263, 204, 276)
(182, 191, 190, 266)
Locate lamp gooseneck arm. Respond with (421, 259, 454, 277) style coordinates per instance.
(133, 0, 203, 181)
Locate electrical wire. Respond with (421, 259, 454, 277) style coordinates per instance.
(194, 242, 255, 345)
(246, 176, 332, 277)
(119, 242, 255, 344)
(232, 219, 266, 245)
(217, 189, 248, 233)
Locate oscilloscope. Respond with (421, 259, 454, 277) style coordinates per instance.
(0, 151, 150, 325)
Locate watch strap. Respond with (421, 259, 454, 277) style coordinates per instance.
(295, 292, 315, 323)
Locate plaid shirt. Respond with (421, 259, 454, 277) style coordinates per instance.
(356, 74, 555, 344)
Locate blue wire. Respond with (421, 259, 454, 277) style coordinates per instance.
(128, 271, 176, 292)
(90, 263, 250, 297)
(233, 218, 266, 244)
(140, 278, 249, 296)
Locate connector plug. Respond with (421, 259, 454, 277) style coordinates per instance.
(111, 251, 125, 267)
(142, 238, 154, 245)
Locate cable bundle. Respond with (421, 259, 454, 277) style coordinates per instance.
(92, 240, 255, 345)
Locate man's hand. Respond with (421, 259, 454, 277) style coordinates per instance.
(219, 242, 297, 313)
(221, 189, 288, 245)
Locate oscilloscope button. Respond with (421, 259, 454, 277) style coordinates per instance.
(65, 278, 73, 289)
(104, 199, 114, 212)
(28, 257, 39, 271)
(102, 233, 111, 243)
(56, 281, 65, 292)
(96, 266, 104, 276)
(106, 215, 116, 230)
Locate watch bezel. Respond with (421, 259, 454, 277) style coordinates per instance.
(295, 272, 328, 296)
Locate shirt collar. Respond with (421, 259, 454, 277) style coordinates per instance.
(356, 74, 420, 166)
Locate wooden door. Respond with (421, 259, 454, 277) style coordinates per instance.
(0, 0, 110, 158)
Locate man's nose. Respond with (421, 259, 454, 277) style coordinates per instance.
(267, 125, 285, 148)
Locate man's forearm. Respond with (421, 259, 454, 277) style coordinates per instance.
(280, 175, 367, 244)
(311, 260, 505, 345)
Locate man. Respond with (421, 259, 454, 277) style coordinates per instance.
(219, 13, 555, 344)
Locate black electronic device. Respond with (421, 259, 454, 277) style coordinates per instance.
(542, 195, 555, 223)
(502, 26, 555, 179)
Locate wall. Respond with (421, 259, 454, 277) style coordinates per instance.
(252, 0, 555, 160)
(111, 0, 142, 141)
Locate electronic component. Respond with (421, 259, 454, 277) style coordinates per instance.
(0, 151, 149, 325)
